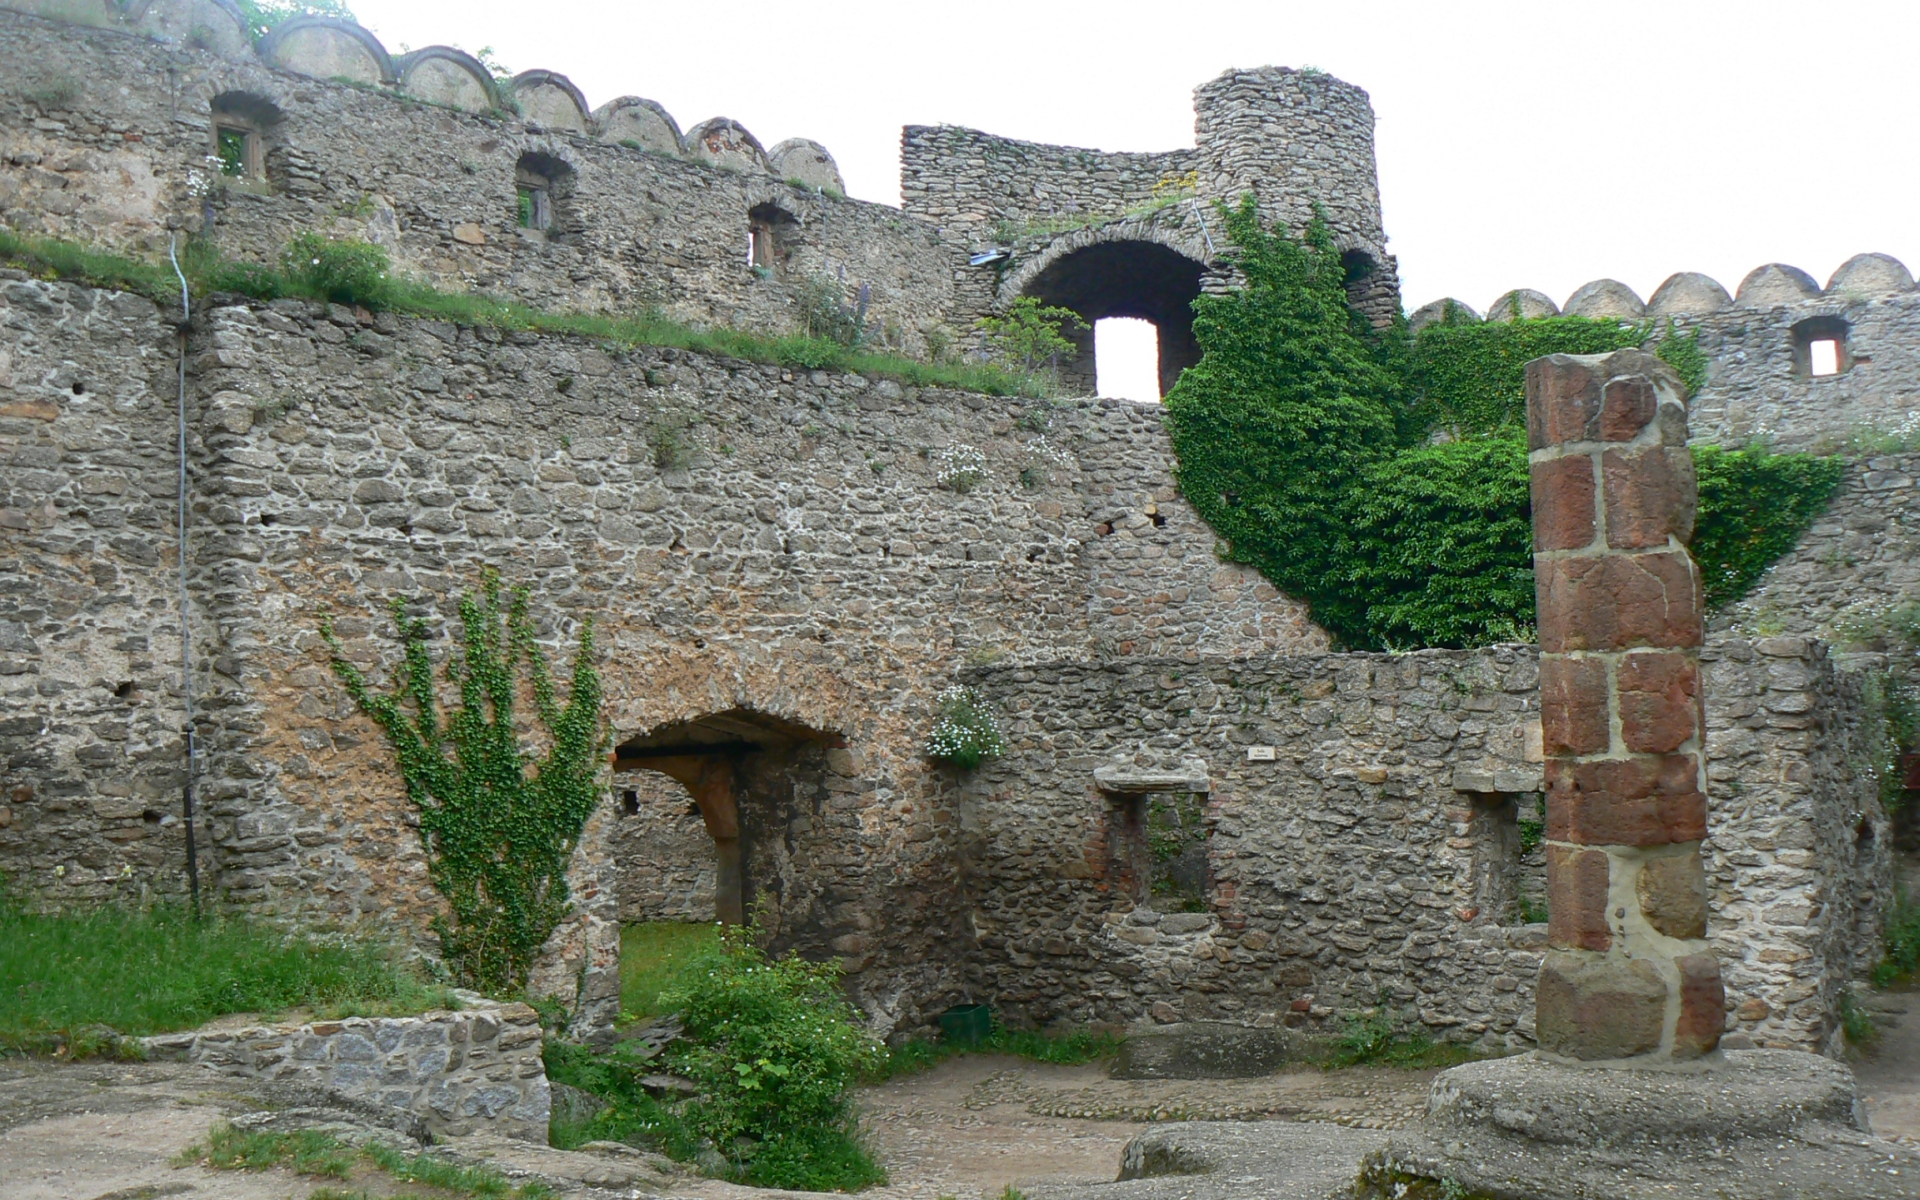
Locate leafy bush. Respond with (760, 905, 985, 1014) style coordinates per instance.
(977, 296, 1085, 376)
(1874, 883, 1920, 988)
(1165, 199, 1843, 650)
(550, 930, 885, 1191)
(0, 898, 452, 1053)
(924, 685, 1005, 769)
(324, 571, 604, 993)
(282, 232, 393, 309)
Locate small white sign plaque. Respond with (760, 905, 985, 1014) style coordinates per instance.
(1246, 746, 1277, 761)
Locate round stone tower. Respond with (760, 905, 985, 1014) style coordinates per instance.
(1193, 67, 1399, 324)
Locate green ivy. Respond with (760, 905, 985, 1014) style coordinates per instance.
(323, 571, 604, 994)
(1693, 444, 1846, 608)
(1165, 201, 1843, 650)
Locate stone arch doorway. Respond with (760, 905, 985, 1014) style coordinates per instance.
(1017, 239, 1207, 398)
(611, 709, 842, 932)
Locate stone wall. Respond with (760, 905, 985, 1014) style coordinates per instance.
(613, 769, 717, 923)
(0, 276, 1317, 1038)
(0, 271, 195, 903)
(1713, 450, 1920, 642)
(141, 998, 551, 1141)
(1702, 635, 1892, 1054)
(958, 636, 1887, 1053)
(0, 7, 957, 354)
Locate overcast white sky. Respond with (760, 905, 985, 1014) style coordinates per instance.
(348, 0, 1917, 317)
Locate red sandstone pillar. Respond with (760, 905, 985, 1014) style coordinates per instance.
(1528, 349, 1723, 1062)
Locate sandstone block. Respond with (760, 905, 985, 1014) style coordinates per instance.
(1525, 356, 1600, 450)
(1616, 651, 1701, 755)
(1536, 952, 1666, 1060)
(1602, 447, 1698, 550)
(1673, 953, 1725, 1059)
(1598, 375, 1658, 442)
(1530, 455, 1595, 551)
(1544, 754, 1706, 846)
(1546, 845, 1611, 951)
(1540, 655, 1608, 755)
(1535, 551, 1701, 653)
(1636, 852, 1709, 939)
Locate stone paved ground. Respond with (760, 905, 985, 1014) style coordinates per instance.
(0, 1053, 1437, 1200)
(2, 1039, 1911, 1200)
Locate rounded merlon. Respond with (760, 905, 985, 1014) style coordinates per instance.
(1646, 271, 1732, 319)
(1485, 288, 1559, 322)
(256, 15, 395, 86)
(1563, 278, 1645, 320)
(1408, 297, 1482, 331)
(511, 70, 592, 133)
(393, 46, 499, 113)
(769, 138, 845, 193)
(1827, 252, 1914, 296)
(683, 117, 772, 173)
(595, 96, 683, 156)
(1735, 262, 1823, 308)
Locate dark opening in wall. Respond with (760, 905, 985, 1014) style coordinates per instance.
(1021, 240, 1206, 398)
(514, 151, 574, 237)
(1107, 790, 1210, 910)
(209, 91, 283, 187)
(747, 202, 798, 274)
(1791, 315, 1851, 378)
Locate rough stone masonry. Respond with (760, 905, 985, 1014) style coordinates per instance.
(1529, 348, 1724, 1061)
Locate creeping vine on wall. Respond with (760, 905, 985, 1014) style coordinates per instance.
(323, 571, 605, 993)
(1165, 199, 1843, 650)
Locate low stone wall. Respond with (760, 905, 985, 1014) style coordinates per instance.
(141, 999, 550, 1141)
(959, 635, 1888, 1053)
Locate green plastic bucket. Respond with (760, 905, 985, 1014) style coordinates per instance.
(937, 1003, 994, 1046)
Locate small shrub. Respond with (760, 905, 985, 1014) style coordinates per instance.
(550, 928, 887, 1190)
(282, 232, 394, 309)
(976, 296, 1084, 377)
(924, 685, 1005, 770)
(933, 444, 988, 493)
(796, 274, 869, 347)
(1838, 988, 1878, 1047)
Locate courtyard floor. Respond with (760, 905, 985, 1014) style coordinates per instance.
(1, 1030, 1915, 1200)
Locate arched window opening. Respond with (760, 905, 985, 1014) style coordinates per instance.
(1791, 315, 1851, 378)
(515, 152, 574, 238)
(209, 91, 282, 188)
(1095, 317, 1162, 401)
(1340, 249, 1376, 285)
(747, 203, 798, 275)
(1021, 240, 1206, 397)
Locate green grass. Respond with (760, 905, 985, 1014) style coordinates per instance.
(181, 1123, 552, 1199)
(0, 900, 456, 1054)
(618, 921, 719, 1022)
(1318, 1003, 1480, 1071)
(0, 228, 1049, 398)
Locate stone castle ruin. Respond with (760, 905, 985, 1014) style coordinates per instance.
(1, 0, 1916, 1069)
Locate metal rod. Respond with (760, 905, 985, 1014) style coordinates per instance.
(168, 236, 200, 918)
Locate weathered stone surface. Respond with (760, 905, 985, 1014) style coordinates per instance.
(1601, 446, 1696, 549)
(1536, 551, 1703, 653)
(1636, 851, 1709, 939)
(1826, 252, 1914, 297)
(1616, 651, 1701, 755)
(1110, 1022, 1301, 1080)
(1027, 1121, 1390, 1200)
(1735, 262, 1823, 308)
(1562, 278, 1645, 320)
(1645, 271, 1732, 319)
(1362, 1051, 1920, 1200)
(1485, 288, 1559, 322)
(1535, 953, 1665, 1060)
(1673, 951, 1725, 1059)
(1529, 454, 1596, 552)
(140, 999, 549, 1141)
(1545, 845, 1610, 951)
(1539, 655, 1608, 755)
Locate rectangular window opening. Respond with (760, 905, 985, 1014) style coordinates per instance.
(516, 184, 550, 231)
(1810, 338, 1841, 377)
(215, 126, 250, 178)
